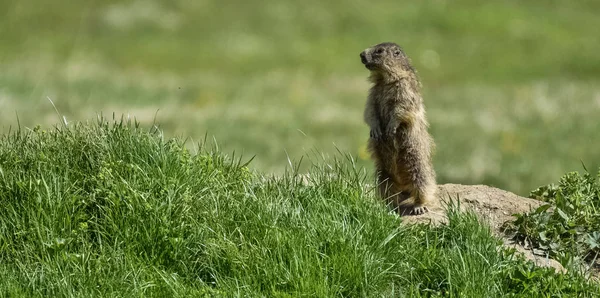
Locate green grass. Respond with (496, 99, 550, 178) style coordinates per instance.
(1, 0, 600, 195)
(0, 119, 598, 297)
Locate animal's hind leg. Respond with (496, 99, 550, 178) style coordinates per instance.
(408, 184, 435, 215)
(375, 168, 407, 212)
(407, 162, 436, 215)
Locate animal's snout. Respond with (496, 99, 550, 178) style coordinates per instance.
(360, 51, 368, 64)
(360, 49, 371, 64)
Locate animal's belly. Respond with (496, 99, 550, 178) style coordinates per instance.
(368, 137, 412, 179)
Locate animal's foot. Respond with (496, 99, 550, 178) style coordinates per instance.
(370, 127, 382, 140)
(409, 205, 429, 215)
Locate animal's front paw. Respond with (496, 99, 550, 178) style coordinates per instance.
(370, 127, 382, 140)
(409, 205, 429, 216)
(386, 125, 398, 137)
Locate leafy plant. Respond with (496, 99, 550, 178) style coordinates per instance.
(508, 167, 600, 267)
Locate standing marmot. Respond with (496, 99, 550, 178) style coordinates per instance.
(359, 42, 436, 215)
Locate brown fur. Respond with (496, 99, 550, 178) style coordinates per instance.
(359, 42, 436, 215)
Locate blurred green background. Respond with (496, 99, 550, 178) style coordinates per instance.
(1, 0, 599, 195)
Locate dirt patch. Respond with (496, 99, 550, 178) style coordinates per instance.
(399, 184, 543, 229)
(398, 184, 567, 273)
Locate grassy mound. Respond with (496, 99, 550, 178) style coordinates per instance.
(0, 119, 597, 297)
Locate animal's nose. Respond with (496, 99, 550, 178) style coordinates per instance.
(360, 52, 367, 64)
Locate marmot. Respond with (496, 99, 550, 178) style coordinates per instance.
(359, 42, 436, 215)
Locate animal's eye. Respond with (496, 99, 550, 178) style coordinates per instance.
(394, 51, 401, 57)
(376, 48, 384, 54)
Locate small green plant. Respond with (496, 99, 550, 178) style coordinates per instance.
(508, 167, 600, 266)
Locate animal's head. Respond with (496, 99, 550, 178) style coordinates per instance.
(360, 42, 415, 82)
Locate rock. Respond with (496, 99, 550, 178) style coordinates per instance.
(399, 184, 545, 228)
